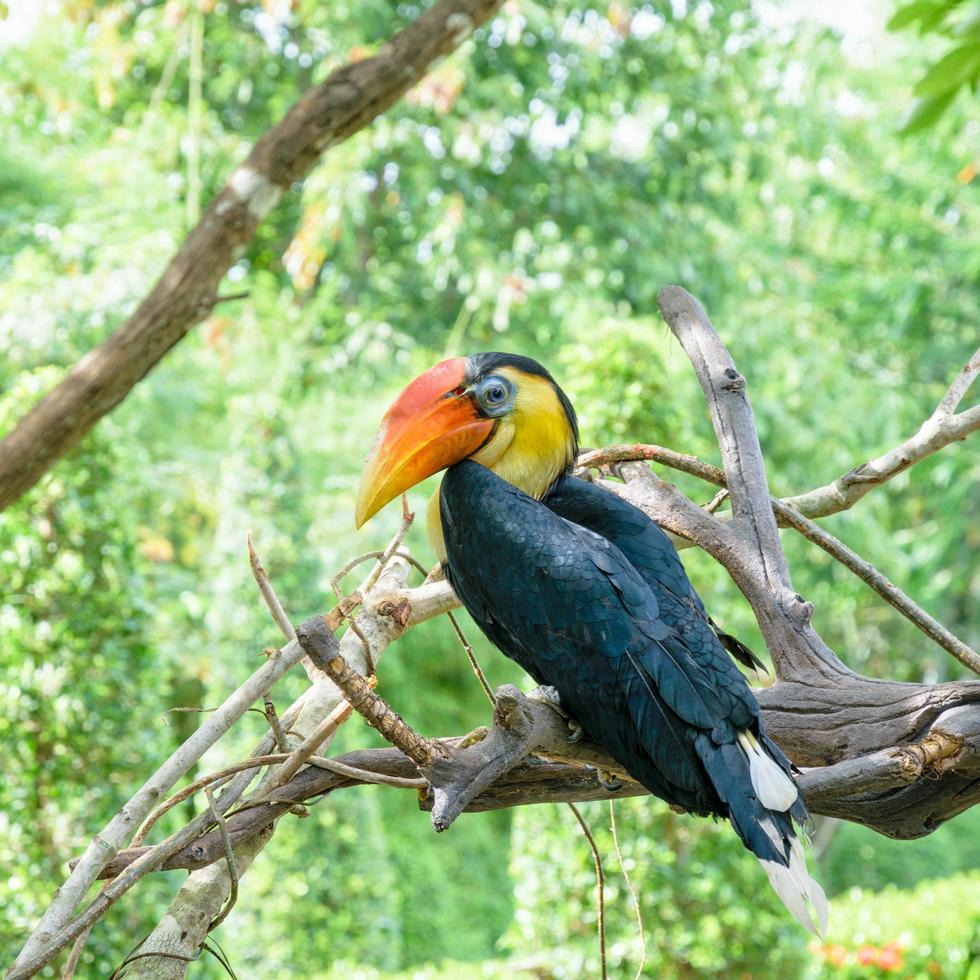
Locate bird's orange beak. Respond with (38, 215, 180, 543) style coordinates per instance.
(355, 357, 495, 527)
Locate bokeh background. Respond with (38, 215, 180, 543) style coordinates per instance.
(1, 0, 978, 976)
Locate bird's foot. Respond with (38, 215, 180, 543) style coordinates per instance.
(457, 725, 490, 749)
(527, 686, 583, 742)
(527, 684, 563, 708)
(586, 766, 624, 792)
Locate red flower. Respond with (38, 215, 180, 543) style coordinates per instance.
(877, 943, 904, 972)
(856, 946, 878, 965)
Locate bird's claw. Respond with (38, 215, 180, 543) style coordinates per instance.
(527, 684, 584, 745)
(527, 686, 584, 742)
(527, 685, 564, 710)
(457, 725, 490, 749)
(588, 766, 624, 792)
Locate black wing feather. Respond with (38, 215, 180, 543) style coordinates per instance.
(443, 463, 732, 814)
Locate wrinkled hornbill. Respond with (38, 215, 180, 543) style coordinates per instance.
(355, 352, 827, 934)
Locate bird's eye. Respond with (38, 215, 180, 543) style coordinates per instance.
(485, 384, 507, 405)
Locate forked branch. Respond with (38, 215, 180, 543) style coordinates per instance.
(10, 289, 979, 980)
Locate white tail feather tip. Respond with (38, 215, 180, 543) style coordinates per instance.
(738, 730, 798, 812)
(761, 842, 829, 938)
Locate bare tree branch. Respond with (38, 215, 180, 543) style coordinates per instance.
(82, 683, 980, 880)
(657, 287, 797, 602)
(0, 0, 505, 514)
(783, 347, 979, 519)
(769, 498, 980, 675)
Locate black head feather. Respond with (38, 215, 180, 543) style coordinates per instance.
(465, 352, 580, 454)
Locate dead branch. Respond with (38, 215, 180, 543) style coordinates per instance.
(80, 682, 980, 881)
(0, 0, 505, 515)
(783, 347, 979, 518)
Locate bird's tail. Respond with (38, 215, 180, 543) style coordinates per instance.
(695, 731, 829, 936)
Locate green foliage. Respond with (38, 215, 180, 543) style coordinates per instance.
(0, 369, 172, 964)
(888, 0, 980, 131)
(505, 798, 810, 978)
(1, 0, 978, 976)
(821, 808, 980, 896)
(805, 872, 980, 979)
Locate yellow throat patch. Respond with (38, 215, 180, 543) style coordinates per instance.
(427, 367, 576, 561)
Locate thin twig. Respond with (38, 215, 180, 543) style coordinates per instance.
(448, 610, 495, 705)
(60, 922, 94, 980)
(128, 743, 429, 857)
(363, 495, 416, 594)
(200, 938, 239, 979)
(772, 498, 980, 675)
(263, 695, 290, 752)
(112, 950, 198, 979)
(609, 801, 646, 980)
(331, 501, 415, 673)
(577, 443, 723, 484)
(205, 787, 238, 932)
(247, 530, 296, 641)
(705, 487, 729, 514)
(937, 347, 980, 415)
(302, 753, 427, 789)
(130, 617, 368, 848)
(568, 802, 607, 980)
(132, 756, 285, 847)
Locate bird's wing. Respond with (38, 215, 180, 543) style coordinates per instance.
(547, 476, 768, 673)
(441, 462, 757, 813)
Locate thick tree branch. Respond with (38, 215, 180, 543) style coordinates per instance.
(0, 0, 504, 514)
(657, 287, 797, 610)
(86, 681, 980, 880)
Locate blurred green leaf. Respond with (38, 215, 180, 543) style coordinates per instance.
(899, 88, 960, 131)
(886, 1, 946, 32)
(913, 43, 980, 96)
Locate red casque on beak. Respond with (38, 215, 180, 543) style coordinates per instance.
(355, 357, 494, 527)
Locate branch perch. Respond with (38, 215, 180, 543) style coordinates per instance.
(82, 682, 980, 881)
(11, 284, 979, 978)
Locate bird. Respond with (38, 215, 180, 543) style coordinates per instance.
(355, 351, 828, 935)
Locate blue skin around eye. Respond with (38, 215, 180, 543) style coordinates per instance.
(473, 375, 514, 416)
